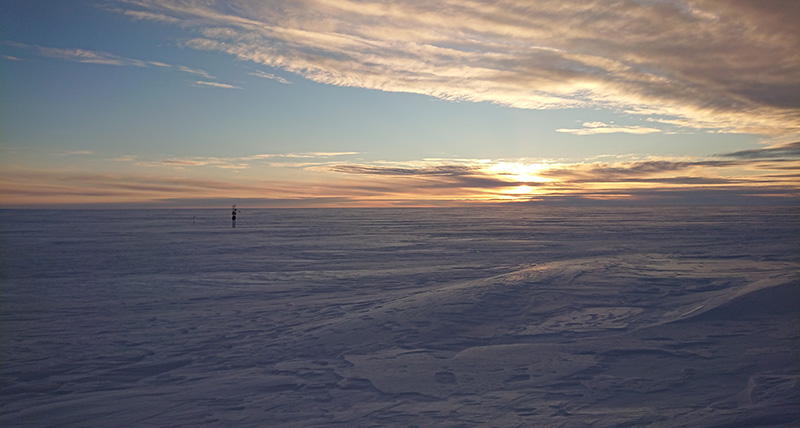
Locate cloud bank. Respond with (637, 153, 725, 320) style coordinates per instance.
(3, 146, 798, 207)
(116, 0, 800, 137)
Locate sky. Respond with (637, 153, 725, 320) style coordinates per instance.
(1, 0, 798, 208)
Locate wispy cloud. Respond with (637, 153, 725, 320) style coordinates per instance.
(0, 167, 270, 205)
(249, 70, 291, 84)
(121, 10, 182, 24)
(557, 121, 662, 135)
(193, 80, 242, 89)
(116, 0, 800, 137)
(718, 141, 800, 159)
(324, 164, 479, 177)
(56, 150, 94, 156)
(5, 41, 215, 80)
(241, 151, 358, 160)
(35, 45, 139, 66)
(321, 162, 521, 191)
(116, 151, 359, 170)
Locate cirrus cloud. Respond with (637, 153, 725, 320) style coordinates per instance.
(249, 70, 291, 84)
(192, 80, 242, 89)
(116, 151, 360, 170)
(115, 0, 800, 137)
(556, 121, 662, 135)
(4, 41, 215, 79)
(718, 141, 800, 159)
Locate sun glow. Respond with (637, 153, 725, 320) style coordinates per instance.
(508, 185, 533, 194)
(480, 162, 558, 201)
(487, 162, 553, 184)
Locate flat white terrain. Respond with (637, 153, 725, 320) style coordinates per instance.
(1, 206, 798, 427)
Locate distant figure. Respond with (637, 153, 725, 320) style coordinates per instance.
(231, 204, 238, 228)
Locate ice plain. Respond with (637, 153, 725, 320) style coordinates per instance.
(1, 206, 798, 427)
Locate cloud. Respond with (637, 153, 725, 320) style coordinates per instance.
(193, 80, 242, 89)
(318, 152, 799, 204)
(116, 0, 800, 137)
(557, 121, 662, 135)
(324, 164, 479, 177)
(116, 151, 359, 170)
(122, 10, 183, 24)
(4, 150, 799, 207)
(323, 163, 522, 191)
(56, 150, 94, 156)
(249, 70, 291, 84)
(35, 45, 139, 66)
(719, 141, 800, 159)
(538, 159, 744, 184)
(252, 151, 359, 159)
(5, 41, 214, 79)
(5, 145, 798, 207)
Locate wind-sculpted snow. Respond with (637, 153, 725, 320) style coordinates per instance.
(1, 206, 798, 427)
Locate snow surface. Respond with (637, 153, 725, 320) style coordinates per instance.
(1, 206, 798, 427)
